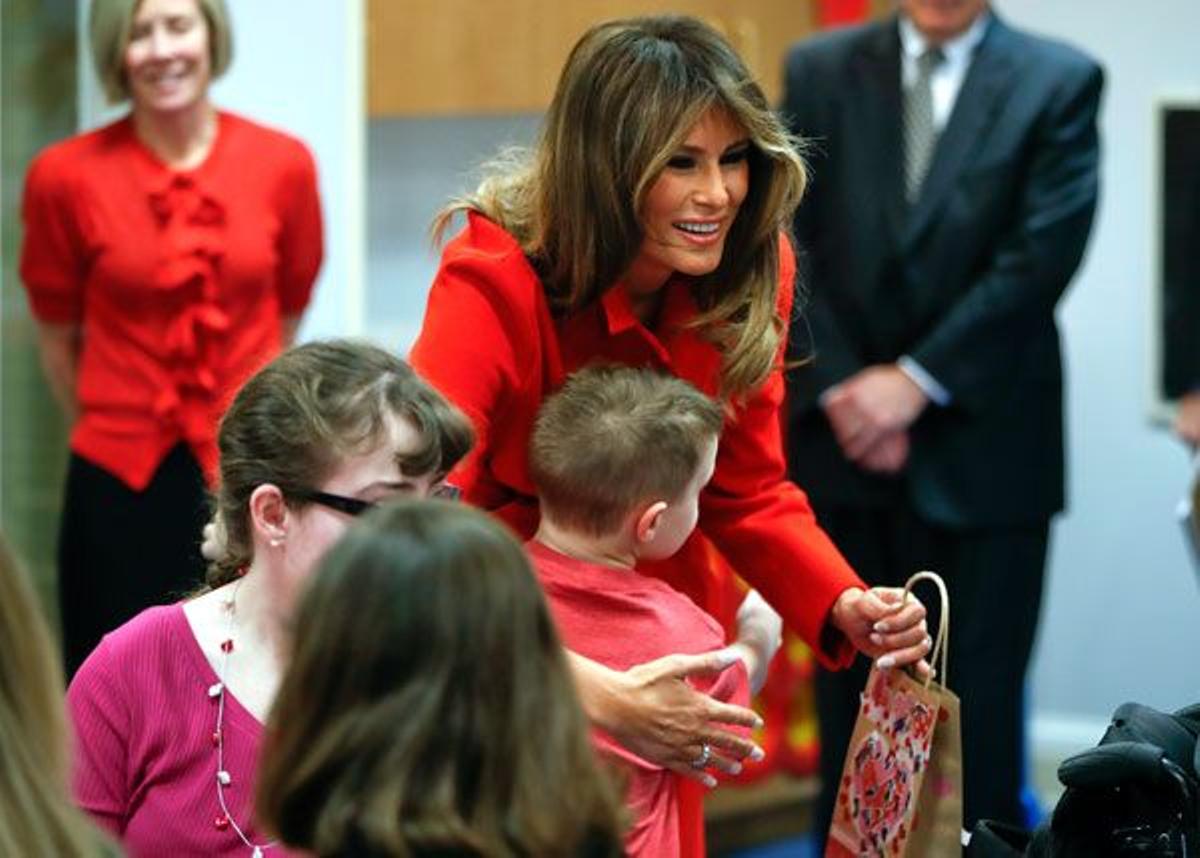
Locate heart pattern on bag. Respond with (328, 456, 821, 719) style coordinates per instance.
(840, 669, 937, 856)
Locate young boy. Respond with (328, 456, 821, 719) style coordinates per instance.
(528, 364, 782, 858)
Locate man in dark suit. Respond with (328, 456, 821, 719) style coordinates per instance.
(781, 0, 1103, 837)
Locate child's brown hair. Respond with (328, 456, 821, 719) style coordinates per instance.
(529, 364, 723, 537)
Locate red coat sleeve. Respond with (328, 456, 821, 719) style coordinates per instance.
(408, 220, 528, 510)
(699, 236, 863, 669)
(274, 140, 323, 316)
(20, 148, 87, 323)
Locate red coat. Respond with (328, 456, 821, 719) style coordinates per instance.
(20, 111, 323, 489)
(411, 212, 861, 667)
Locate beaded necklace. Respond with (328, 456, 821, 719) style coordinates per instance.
(207, 580, 277, 857)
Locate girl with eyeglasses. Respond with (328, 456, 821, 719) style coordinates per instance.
(66, 340, 473, 858)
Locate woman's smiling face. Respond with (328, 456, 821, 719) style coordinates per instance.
(123, 0, 211, 114)
(625, 108, 751, 296)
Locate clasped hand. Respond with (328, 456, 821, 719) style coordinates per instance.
(823, 364, 928, 474)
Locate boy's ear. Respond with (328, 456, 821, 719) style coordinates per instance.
(634, 500, 669, 545)
(249, 483, 290, 546)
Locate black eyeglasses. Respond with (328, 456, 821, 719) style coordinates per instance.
(292, 490, 376, 517)
(292, 483, 461, 517)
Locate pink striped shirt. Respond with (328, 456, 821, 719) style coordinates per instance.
(67, 604, 298, 858)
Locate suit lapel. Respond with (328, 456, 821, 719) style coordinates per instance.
(851, 20, 907, 245)
(904, 16, 1018, 246)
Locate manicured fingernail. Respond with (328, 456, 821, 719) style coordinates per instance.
(729, 761, 743, 775)
(750, 745, 766, 762)
(877, 655, 895, 670)
(874, 620, 889, 633)
(703, 774, 718, 789)
(715, 648, 739, 668)
(870, 632, 884, 646)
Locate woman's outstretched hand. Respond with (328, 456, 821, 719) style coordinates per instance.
(572, 650, 765, 788)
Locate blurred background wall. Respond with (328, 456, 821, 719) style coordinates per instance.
(2, 0, 78, 614)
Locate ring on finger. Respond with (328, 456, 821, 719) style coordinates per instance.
(691, 742, 712, 769)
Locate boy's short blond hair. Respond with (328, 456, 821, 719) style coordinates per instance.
(530, 365, 723, 538)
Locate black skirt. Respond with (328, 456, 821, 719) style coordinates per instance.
(58, 443, 210, 678)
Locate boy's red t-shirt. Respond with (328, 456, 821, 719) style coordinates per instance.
(528, 540, 750, 858)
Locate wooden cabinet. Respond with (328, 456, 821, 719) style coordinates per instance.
(367, 0, 821, 116)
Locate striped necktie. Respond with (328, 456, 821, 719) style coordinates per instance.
(904, 46, 945, 202)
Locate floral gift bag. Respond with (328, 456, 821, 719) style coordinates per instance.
(826, 571, 962, 858)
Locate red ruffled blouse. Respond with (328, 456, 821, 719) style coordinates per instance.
(20, 111, 323, 489)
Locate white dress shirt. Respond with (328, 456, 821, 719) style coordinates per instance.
(898, 12, 990, 133)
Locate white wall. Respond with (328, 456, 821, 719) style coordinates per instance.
(366, 115, 541, 351)
(991, 0, 1200, 744)
(78, 0, 365, 340)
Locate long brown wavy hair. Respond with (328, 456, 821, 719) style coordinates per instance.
(434, 14, 808, 398)
(257, 500, 625, 857)
(0, 535, 114, 857)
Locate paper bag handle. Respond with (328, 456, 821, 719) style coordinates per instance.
(901, 570, 949, 690)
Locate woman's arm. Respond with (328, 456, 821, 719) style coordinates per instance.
(34, 320, 81, 424)
(274, 140, 323, 327)
(700, 234, 931, 671)
(409, 226, 528, 506)
(567, 649, 764, 787)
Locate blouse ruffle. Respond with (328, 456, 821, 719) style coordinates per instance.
(147, 173, 232, 424)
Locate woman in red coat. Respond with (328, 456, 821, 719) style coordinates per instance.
(19, 0, 323, 676)
(411, 15, 930, 853)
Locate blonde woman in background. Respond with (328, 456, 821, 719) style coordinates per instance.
(19, 0, 323, 677)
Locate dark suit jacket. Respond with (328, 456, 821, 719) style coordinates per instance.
(1162, 109, 1200, 399)
(782, 13, 1103, 528)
